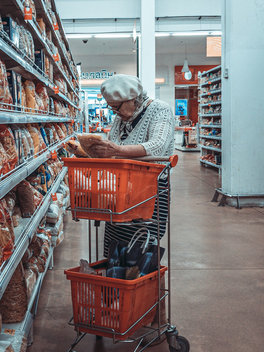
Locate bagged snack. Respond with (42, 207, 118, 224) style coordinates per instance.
(23, 127, 34, 156)
(0, 263, 27, 323)
(24, 80, 36, 112)
(46, 203, 60, 224)
(36, 83, 49, 112)
(16, 180, 35, 217)
(24, 268, 36, 300)
(77, 134, 102, 156)
(54, 124, 65, 140)
(21, 129, 30, 159)
(4, 191, 16, 214)
(66, 140, 89, 158)
(26, 125, 39, 155)
(35, 92, 45, 112)
(0, 126, 18, 172)
(12, 206, 22, 227)
(0, 141, 9, 175)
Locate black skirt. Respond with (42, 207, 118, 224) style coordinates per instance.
(104, 178, 169, 257)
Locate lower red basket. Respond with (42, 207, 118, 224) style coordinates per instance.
(65, 260, 167, 340)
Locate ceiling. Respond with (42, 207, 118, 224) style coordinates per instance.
(68, 35, 209, 59)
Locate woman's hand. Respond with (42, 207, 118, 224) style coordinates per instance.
(88, 140, 121, 158)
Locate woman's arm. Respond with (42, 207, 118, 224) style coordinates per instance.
(88, 140, 147, 158)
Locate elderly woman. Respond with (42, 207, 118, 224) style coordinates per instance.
(88, 74, 175, 255)
(88, 74, 175, 345)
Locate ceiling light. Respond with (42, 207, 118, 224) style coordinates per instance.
(94, 33, 132, 38)
(81, 79, 106, 86)
(155, 78, 165, 84)
(181, 59, 190, 73)
(172, 31, 222, 36)
(155, 32, 171, 37)
(66, 34, 93, 39)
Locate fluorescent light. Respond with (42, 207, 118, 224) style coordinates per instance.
(172, 31, 222, 36)
(81, 79, 106, 86)
(66, 33, 93, 39)
(155, 78, 165, 84)
(155, 32, 171, 37)
(94, 33, 132, 38)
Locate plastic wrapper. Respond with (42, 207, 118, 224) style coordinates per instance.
(39, 125, 49, 146)
(66, 140, 89, 158)
(0, 141, 9, 175)
(0, 59, 13, 111)
(12, 206, 22, 227)
(52, 193, 64, 208)
(0, 263, 27, 323)
(0, 200, 15, 242)
(36, 83, 49, 112)
(26, 125, 41, 155)
(23, 128, 34, 156)
(57, 182, 70, 198)
(24, 80, 36, 112)
(45, 215, 63, 236)
(35, 92, 45, 112)
(54, 124, 65, 140)
(16, 180, 35, 218)
(0, 126, 18, 172)
(24, 268, 37, 300)
(20, 129, 30, 159)
(46, 203, 60, 224)
(54, 75, 67, 94)
(37, 17, 46, 36)
(52, 230, 64, 247)
(3, 191, 16, 214)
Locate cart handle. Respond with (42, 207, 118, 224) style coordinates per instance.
(125, 155, 178, 168)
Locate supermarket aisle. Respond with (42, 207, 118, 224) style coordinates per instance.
(28, 153, 264, 352)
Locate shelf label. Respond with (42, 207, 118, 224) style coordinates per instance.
(24, 7, 32, 20)
(51, 193, 58, 201)
(71, 119, 75, 125)
(50, 150, 57, 159)
(53, 53, 59, 62)
(53, 22, 59, 30)
(53, 86, 59, 94)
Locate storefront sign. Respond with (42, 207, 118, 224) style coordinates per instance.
(81, 69, 115, 80)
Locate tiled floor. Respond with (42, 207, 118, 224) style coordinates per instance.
(28, 153, 264, 352)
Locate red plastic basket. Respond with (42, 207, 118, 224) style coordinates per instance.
(62, 158, 165, 222)
(65, 260, 167, 340)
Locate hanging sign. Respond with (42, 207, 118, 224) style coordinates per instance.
(24, 7, 32, 20)
(81, 69, 115, 80)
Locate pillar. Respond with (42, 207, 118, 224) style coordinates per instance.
(140, 0, 155, 98)
(221, 0, 264, 198)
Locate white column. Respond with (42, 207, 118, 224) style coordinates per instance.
(221, 0, 264, 196)
(140, 0, 155, 98)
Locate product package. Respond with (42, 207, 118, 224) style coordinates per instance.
(2, 17, 19, 47)
(34, 49, 45, 72)
(16, 180, 36, 218)
(0, 126, 18, 172)
(6, 70, 22, 110)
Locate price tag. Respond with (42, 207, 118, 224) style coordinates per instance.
(53, 22, 59, 30)
(24, 7, 32, 20)
(50, 150, 57, 159)
(4, 329, 16, 336)
(51, 193, 58, 201)
(53, 53, 59, 62)
(71, 119, 74, 125)
(208, 81, 212, 85)
(208, 104, 211, 107)
(53, 86, 59, 94)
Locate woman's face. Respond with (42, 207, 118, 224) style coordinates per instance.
(109, 99, 136, 121)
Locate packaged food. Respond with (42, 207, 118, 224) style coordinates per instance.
(35, 92, 45, 112)
(54, 124, 65, 140)
(6, 70, 22, 109)
(12, 206, 22, 227)
(23, 127, 34, 156)
(24, 80, 37, 112)
(0, 141, 9, 175)
(24, 268, 36, 300)
(0, 126, 18, 172)
(36, 17, 46, 36)
(66, 140, 89, 157)
(77, 134, 102, 156)
(16, 180, 35, 218)
(26, 125, 40, 155)
(4, 191, 16, 214)
(46, 203, 60, 224)
(36, 83, 49, 112)
(34, 49, 45, 71)
(2, 17, 19, 47)
(0, 263, 27, 323)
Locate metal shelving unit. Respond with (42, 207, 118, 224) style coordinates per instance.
(0, 167, 67, 299)
(0, 110, 73, 124)
(0, 135, 73, 199)
(198, 66, 222, 171)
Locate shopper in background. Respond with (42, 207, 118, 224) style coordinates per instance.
(88, 74, 175, 345)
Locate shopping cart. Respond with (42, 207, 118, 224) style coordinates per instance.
(63, 155, 190, 352)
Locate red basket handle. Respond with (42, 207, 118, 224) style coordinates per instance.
(128, 155, 178, 168)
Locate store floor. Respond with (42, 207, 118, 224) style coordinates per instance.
(28, 153, 264, 352)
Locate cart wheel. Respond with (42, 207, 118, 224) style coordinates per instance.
(169, 335, 190, 352)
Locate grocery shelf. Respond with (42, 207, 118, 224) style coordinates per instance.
(200, 145, 222, 152)
(200, 89, 221, 97)
(200, 124, 222, 128)
(200, 65, 221, 77)
(200, 101, 222, 107)
(0, 110, 74, 124)
(199, 113, 222, 117)
(1, 247, 54, 343)
(0, 34, 78, 109)
(200, 77, 221, 87)
(0, 135, 73, 199)
(200, 135, 222, 140)
(200, 159, 222, 169)
(0, 168, 67, 299)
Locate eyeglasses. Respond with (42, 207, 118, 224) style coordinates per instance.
(107, 101, 124, 114)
